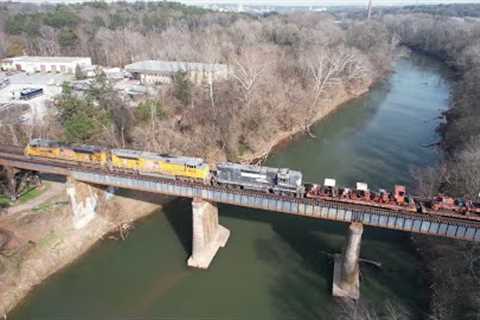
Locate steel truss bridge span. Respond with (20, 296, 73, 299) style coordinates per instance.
(1, 150, 480, 242)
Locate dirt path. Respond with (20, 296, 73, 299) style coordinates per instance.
(5, 182, 65, 215)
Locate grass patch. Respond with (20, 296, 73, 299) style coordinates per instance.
(32, 203, 51, 213)
(37, 230, 60, 249)
(0, 183, 48, 208)
(32, 201, 68, 213)
(18, 184, 48, 204)
(238, 142, 250, 156)
(0, 195, 11, 208)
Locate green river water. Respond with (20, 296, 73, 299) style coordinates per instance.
(12, 54, 451, 319)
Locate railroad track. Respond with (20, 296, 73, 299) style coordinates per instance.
(0, 144, 24, 155)
(1, 151, 480, 230)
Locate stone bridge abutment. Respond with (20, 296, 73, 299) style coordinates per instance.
(187, 198, 230, 269)
(66, 177, 105, 229)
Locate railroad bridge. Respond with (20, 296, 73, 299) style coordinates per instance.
(1, 144, 480, 300)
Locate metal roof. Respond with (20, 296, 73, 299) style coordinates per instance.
(72, 145, 105, 154)
(111, 149, 143, 159)
(217, 162, 302, 177)
(142, 152, 207, 167)
(2, 56, 91, 64)
(29, 138, 61, 148)
(125, 60, 228, 75)
(112, 149, 207, 167)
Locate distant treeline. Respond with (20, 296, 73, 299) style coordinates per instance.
(334, 3, 480, 19)
(0, 1, 212, 59)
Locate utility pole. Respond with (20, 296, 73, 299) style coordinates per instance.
(367, 0, 373, 20)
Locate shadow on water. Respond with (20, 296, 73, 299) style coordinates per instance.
(217, 204, 427, 320)
(112, 189, 193, 255)
(161, 198, 192, 254)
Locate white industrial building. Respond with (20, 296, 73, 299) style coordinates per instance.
(124, 60, 229, 85)
(0, 56, 92, 74)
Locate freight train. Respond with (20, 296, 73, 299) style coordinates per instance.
(24, 139, 480, 221)
(24, 139, 302, 196)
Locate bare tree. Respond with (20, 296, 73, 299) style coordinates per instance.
(301, 45, 369, 129)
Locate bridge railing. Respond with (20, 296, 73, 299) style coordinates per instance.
(72, 170, 480, 242)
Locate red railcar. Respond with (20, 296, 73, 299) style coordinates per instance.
(306, 180, 417, 213)
(306, 178, 480, 222)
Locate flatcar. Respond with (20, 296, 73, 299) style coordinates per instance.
(111, 149, 210, 181)
(215, 162, 305, 197)
(307, 179, 417, 212)
(25, 139, 108, 165)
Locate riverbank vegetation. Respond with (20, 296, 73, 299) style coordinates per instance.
(0, 2, 394, 161)
(385, 13, 480, 320)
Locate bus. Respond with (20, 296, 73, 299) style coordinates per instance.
(20, 88, 43, 100)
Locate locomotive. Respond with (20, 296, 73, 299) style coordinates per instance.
(215, 162, 305, 197)
(24, 138, 480, 220)
(24, 139, 304, 197)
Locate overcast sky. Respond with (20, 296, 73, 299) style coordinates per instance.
(9, 0, 479, 5)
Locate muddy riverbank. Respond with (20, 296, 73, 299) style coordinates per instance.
(0, 186, 173, 316)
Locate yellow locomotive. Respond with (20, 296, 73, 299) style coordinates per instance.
(111, 149, 210, 181)
(25, 139, 108, 165)
(25, 139, 210, 182)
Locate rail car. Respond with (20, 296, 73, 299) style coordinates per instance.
(215, 162, 305, 197)
(25, 139, 108, 165)
(307, 180, 418, 212)
(307, 178, 480, 220)
(110, 149, 210, 182)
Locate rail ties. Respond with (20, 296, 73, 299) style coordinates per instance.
(0, 144, 24, 155)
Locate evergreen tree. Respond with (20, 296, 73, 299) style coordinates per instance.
(75, 64, 85, 80)
(174, 71, 192, 106)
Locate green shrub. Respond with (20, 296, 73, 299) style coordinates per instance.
(135, 100, 166, 122)
(58, 28, 78, 48)
(174, 72, 192, 106)
(44, 7, 80, 29)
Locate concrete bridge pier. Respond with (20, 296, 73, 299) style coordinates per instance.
(187, 198, 230, 269)
(4, 166, 19, 201)
(333, 222, 363, 300)
(66, 177, 102, 229)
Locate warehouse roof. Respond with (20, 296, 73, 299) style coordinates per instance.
(125, 60, 228, 74)
(2, 56, 91, 64)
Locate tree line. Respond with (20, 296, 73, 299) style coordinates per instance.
(333, 3, 480, 20)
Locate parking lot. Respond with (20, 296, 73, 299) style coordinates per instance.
(0, 72, 73, 124)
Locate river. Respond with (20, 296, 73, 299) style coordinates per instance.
(11, 54, 451, 319)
